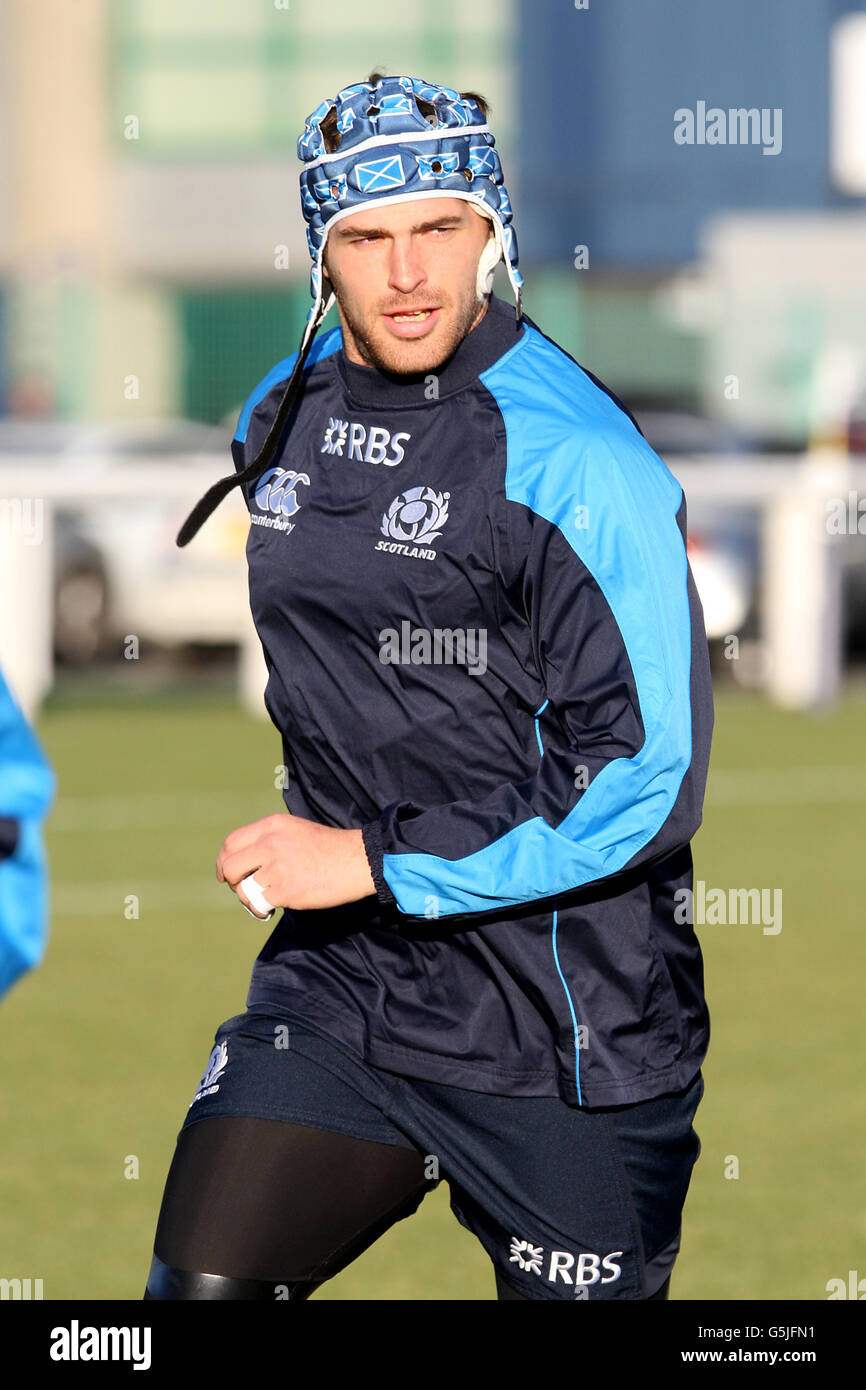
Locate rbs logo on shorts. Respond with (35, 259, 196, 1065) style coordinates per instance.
(549, 1250, 623, 1286)
(509, 1237, 623, 1285)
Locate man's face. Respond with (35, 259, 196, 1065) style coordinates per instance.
(322, 197, 495, 375)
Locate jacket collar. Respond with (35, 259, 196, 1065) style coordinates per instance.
(334, 291, 524, 408)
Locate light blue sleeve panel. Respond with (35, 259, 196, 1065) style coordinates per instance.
(380, 325, 697, 918)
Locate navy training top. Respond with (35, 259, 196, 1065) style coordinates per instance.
(230, 291, 713, 1107)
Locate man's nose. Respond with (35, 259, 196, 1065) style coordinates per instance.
(387, 237, 427, 293)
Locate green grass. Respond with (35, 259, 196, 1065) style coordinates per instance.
(0, 684, 863, 1300)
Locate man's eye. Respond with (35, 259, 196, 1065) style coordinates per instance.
(352, 228, 452, 244)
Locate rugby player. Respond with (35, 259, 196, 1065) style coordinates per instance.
(144, 71, 713, 1302)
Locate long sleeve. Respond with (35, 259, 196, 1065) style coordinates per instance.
(362, 417, 713, 921)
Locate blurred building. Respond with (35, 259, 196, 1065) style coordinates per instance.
(0, 0, 518, 426)
(1, 0, 865, 444)
(519, 0, 866, 443)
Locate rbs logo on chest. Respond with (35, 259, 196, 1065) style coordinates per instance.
(322, 417, 410, 466)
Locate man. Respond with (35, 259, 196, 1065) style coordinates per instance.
(145, 72, 713, 1302)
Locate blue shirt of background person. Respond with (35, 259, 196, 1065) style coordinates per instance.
(0, 662, 55, 999)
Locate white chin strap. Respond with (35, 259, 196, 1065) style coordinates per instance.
(473, 206, 504, 299)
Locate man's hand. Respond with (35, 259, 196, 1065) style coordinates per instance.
(216, 812, 375, 917)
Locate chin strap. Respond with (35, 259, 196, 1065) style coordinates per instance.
(475, 215, 522, 324)
(474, 205, 505, 300)
(175, 290, 335, 548)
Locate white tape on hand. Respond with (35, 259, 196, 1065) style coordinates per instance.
(239, 873, 276, 920)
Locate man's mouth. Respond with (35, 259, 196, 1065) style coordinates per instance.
(382, 306, 442, 337)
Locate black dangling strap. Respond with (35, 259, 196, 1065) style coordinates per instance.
(175, 299, 330, 548)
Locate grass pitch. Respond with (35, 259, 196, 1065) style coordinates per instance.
(0, 679, 863, 1300)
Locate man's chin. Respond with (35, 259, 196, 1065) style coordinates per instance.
(363, 331, 448, 376)
(366, 310, 464, 375)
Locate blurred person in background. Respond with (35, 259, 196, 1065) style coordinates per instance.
(144, 71, 714, 1302)
(0, 662, 55, 999)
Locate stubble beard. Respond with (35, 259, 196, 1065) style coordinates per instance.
(325, 267, 488, 379)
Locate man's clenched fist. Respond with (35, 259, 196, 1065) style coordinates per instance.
(216, 812, 375, 917)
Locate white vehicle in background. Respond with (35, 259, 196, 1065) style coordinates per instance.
(0, 418, 250, 663)
(636, 408, 866, 659)
(632, 409, 759, 647)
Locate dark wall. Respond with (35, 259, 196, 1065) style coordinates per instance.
(516, 0, 866, 268)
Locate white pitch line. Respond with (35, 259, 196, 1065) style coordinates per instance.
(47, 765, 866, 916)
(45, 767, 866, 835)
(50, 878, 263, 917)
(47, 791, 283, 832)
(706, 766, 866, 804)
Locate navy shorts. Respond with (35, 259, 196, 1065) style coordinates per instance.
(181, 1003, 704, 1301)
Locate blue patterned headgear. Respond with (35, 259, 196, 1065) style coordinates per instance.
(295, 73, 524, 352)
(176, 73, 522, 548)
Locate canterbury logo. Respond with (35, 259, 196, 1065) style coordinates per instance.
(253, 466, 310, 517)
(322, 418, 410, 465)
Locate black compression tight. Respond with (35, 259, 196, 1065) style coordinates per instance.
(143, 1115, 671, 1302)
